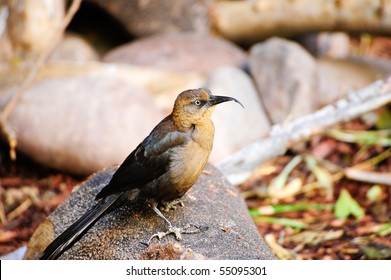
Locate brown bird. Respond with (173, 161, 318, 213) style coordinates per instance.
(39, 88, 243, 259)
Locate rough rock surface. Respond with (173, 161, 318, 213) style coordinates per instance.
(103, 33, 247, 75)
(25, 165, 276, 260)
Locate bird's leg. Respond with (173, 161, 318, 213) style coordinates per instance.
(160, 199, 184, 212)
(146, 205, 200, 245)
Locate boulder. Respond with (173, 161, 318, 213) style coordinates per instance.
(49, 33, 100, 62)
(316, 57, 382, 106)
(103, 33, 247, 75)
(0, 71, 164, 175)
(25, 165, 276, 260)
(249, 37, 317, 124)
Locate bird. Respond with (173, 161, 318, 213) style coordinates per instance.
(39, 88, 243, 260)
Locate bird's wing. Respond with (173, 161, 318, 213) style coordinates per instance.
(95, 130, 190, 199)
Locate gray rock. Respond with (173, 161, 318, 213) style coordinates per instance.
(49, 33, 100, 62)
(90, 0, 210, 36)
(316, 58, 381, 106)
(300, 32, 351, 59)
(25, 165, 276, 260)
(206, 66, 271, 162)
(249, 37, 317, 124)
(103, 33, 247, 75)
(0, 72, 164, 175)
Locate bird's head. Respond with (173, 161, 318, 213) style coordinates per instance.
(172, 88, 243, 129)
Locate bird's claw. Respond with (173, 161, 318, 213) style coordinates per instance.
(160, 199, 184, 212)
(147, 226, 182, 245)
(146, 224, 201, 245)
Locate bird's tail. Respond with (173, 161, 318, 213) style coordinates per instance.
(39, 194, 122, 260)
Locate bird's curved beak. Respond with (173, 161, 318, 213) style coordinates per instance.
(208, 95, 244, 108)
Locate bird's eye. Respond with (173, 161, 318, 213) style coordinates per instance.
(194, 99, 202, 106)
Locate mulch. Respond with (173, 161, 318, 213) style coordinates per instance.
(239, 118, 391, 259)
(0, 142, 83, 256)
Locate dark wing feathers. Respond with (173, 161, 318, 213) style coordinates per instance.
(95, 129, 190, 200)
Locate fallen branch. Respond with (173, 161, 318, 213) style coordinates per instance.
(216, 79, 391, 184)
(211, 0, 391, 45)
(344, 168, 391, 186)
(0, 0, 81, 159)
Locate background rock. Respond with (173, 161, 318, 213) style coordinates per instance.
(300, 32, 351, 59)
(49, 33, 100, 62)
(103, 32, 247, 75)
(249, 37, 317, 124)
(316, 58, 382, 106)
(0, 71, 164, 175)
(25, 165, 276, 260)
(206, 66, 271, 162)
(5, 0, 65, 59)
(89, 0, 211, 36)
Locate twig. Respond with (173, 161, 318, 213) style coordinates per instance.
(353, 148, 391, 170)
(344, 168, 391, 186)
(327, 129, 391, 146)
(0, 0, 82, 159)
(6, 198, 32, 221)
(217, 79, 391, 185)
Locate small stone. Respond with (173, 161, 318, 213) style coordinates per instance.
(300, 32, 351, 59)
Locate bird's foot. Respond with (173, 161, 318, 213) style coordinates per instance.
(160, 199, 184, 212)
(146, 224, 201, 245)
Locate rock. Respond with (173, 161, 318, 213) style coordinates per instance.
(103, 33, 247, 75)
(90, 0, 210, 36)
(0, 61, 209, 174)
(24, 165, 276, 260)
(300, 32, 351, 59)
(249, 37, 317, 124)
(49, 33, 100, 62)
(0, 71, 164, 175)
(206, 66, 271, 162)
(0, 61, 204, 101)
(5, 0, 65, 59)
(140, 242, 209, 260)
(316, 58, 381, 106)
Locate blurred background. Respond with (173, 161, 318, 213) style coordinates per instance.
(0, 0, 390, 259)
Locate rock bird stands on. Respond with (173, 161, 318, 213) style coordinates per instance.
(40, 88, 243, 259)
